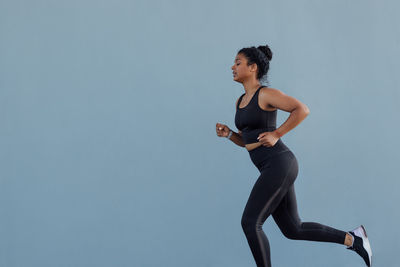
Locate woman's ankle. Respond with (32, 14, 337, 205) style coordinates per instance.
(344, 232, 354, 247)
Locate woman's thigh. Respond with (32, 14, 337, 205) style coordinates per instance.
(272, 184, 301, 230)
(242, 151, 299, 225)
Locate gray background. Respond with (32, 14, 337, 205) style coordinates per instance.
(1, 0, 398, 266)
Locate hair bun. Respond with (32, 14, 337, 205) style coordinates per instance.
(257, 45, 273, 61)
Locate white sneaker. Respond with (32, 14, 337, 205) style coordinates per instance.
(347, 225, 372, 266)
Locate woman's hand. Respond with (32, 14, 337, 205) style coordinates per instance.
(257, 131, 280, 147)
(216, 123, 230, 138)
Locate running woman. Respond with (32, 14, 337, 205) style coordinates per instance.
(215, 44, 372, 267)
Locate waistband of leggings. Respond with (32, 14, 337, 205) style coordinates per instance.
(249, 148, 292, 170)
(248, 139, 287, 154)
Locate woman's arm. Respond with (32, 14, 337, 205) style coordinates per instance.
(260, 88, 310, 137)
(228, 130, 245, 147)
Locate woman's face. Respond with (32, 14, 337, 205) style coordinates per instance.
(231, 53, 256, 83)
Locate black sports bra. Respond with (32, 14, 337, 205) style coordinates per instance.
(234, 86, 277, 144)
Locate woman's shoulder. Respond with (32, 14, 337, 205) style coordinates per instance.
(258, 87, 283, 111)
(259, 87, 307, 113)
(260, 86, 281, 94)
(259, 87, 287, 100)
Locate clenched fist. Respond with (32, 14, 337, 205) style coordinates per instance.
(216, 123, 230, 138)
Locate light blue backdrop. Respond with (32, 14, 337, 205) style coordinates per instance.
(1, 0, 398, 266)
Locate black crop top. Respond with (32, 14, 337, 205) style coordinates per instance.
(234, 86, 277, 144)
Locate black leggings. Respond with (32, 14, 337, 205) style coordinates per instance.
(241, 140, 347, 267)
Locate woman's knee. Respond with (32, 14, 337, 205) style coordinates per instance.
(241, 214, 258, 233)
(279, 223, 303, 240)
(282, 229, 299, 240)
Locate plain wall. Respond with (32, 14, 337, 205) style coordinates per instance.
(1, 0, 399, 266)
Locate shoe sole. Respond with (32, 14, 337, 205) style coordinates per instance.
(361, 225, 368, 238)
(360, 225, 372, 266)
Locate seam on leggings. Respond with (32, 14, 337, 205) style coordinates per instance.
(255, 158, 296, 266)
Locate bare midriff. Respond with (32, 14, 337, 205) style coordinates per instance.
(245, 142, 262, 151)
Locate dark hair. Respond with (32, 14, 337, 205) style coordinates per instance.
(238, 44, 273, 83)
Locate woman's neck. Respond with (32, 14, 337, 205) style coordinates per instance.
(243, 80, 262, 95)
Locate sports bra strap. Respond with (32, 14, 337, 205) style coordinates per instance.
(237, 86, 264, 109)
(237, 94, 245, 109)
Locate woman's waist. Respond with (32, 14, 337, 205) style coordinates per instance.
(247, 138, 290, 154)
(245, 142, 263, 151)
(248, 139, 292, 168)
(241, 127, 277, 145)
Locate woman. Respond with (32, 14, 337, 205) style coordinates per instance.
(215, 44, 372, 267)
